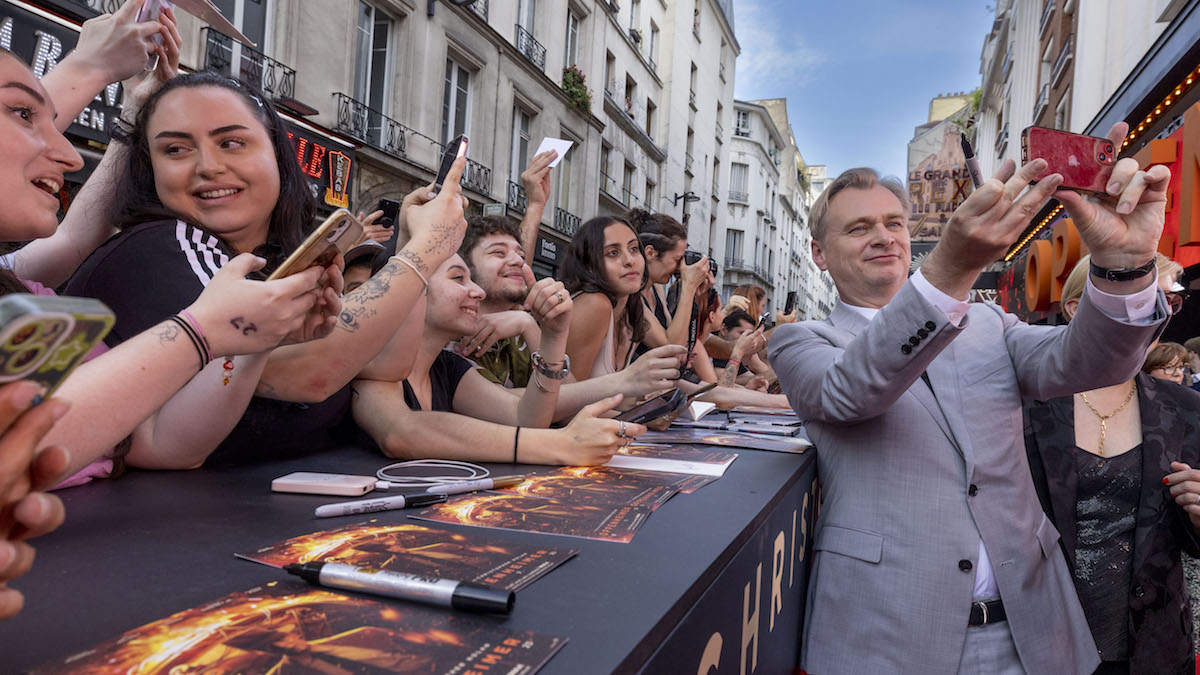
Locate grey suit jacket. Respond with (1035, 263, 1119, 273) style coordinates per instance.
(768, 280, 1167, 675)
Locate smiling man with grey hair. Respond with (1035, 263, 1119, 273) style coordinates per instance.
(769, 123, 1172, 674)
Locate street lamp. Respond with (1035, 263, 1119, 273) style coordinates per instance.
(670, 191, 701, 206)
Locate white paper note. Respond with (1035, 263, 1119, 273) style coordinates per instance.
(534, 138, 575, 167)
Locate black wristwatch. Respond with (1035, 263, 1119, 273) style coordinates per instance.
(1089, 258, 1156, 282)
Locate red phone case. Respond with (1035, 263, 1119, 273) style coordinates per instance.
(1021, 126, 1116, 194)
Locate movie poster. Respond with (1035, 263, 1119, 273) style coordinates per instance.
(35, 582, 566, 674)
(411, 491, 656, 543)
(237, 522, 577, 592)
(496, 465, 690, 511)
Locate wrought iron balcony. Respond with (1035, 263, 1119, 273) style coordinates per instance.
(1052, 33, 1073, 86)
(724, 257, 750, 272)
(719, 61, 727, 82)
(621, 188, 633, 207)
(1039, 0, 1055, 37)
(1033, 84, 1050, 121)
(689, 90, 697, 110)
(334, 93, 411, 159)
(715, 120, 724, 139)
(507, 181, 527, 213)
(685, 152, 694, 174)
(469, 0, 488, 21)
(734, 126, 751, 138)
(515, 25, 546, 71)
(1001, 44, 1013, 82)
(729, 190, 749, 203)
(202, 28, 296, 101)
(463, 159, 492, 196)
(554, 208, 582, 236)
(600, 172, 623, 202)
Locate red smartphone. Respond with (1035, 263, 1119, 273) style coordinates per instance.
(1021, 126, 1116, 194)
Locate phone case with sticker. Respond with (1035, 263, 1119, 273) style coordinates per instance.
(0, 294, 114, 396)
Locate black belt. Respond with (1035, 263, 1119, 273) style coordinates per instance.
(968, 598, 1006, 626)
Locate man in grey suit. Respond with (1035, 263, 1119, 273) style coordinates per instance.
(769, 122, 1171, 674)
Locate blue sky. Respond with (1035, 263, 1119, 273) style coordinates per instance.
(732, 0, 995, 180)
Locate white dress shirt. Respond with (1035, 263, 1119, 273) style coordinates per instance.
(842, 268, 1160, 600)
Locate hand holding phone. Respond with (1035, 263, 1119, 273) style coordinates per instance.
(784, 291, 797, 316)
(268, 209, 364, 281)
(434, 135, 469, 195)
(135, 0, 174, 71)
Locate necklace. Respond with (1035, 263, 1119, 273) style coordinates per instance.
(1078, 381, 1137, 456)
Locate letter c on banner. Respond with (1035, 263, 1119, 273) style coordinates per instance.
(1025, 240, 1053, 311)
(697, 632, 723, 674)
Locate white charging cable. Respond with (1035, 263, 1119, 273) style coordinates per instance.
(374, 459, 490, 490)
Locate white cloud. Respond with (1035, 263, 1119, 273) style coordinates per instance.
(733, 0, 826, 99)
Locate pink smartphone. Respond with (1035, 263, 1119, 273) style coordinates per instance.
(1021, 126, 1116, 194)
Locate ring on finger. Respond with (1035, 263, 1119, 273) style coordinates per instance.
(617, 420, 627, 438)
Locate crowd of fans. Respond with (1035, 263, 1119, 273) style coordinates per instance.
(5, 7, 1200, 673)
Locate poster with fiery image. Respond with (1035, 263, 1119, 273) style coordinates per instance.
(411, 491, 657, 543)
(639, 428, 812, 453)
(493, 465, 690, 511)
(236, 522, 577, 592)
(34, 582, 566, 674)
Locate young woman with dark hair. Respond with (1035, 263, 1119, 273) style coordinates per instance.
(66, 72, 469, 467)
(559, 217, 647, 380)
(625, 209, 711, 358)
(0, 32, 336, 496)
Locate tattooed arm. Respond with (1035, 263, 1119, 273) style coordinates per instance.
(256, 158, 471, 402)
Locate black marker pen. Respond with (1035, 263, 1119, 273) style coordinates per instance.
(961, 134, 984, 188)
(284, 561, 514, 614)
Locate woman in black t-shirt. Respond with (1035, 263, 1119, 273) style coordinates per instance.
(353, 254, 644, 465)
(68, 73, 470, 466)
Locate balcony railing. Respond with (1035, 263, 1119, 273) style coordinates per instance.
(553, 208, 581, 236)
(469, 0, 488, 21)
(334, 93, 410, 158)
(689, 90, 697, 110)
(719, 62, 727, 82)
(600, 172, 623, 202)
(620, 187, 633, 207)
(729, 190, 749, 203)
(1033, 84, 1050, 121)
(685, 152, 694, 174)
(202, 28, 296, 101)
(1001, 44, 1013, 81)
(604, 0, 619, 13)
(1052, 33, 1073, 86)
(1039, 0, 1055, 37)
(515, 25, 547, 71)
(734, 126, 751, 138)
(725, 257, 750, 272)
(507, 182, 527, 213)
(463, 158, 492, 196)
(715, 120, 724, 138)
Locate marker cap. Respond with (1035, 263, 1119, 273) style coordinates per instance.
(451, 582, 515, 614)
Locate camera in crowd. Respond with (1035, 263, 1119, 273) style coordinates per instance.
(683, 249, 718, 277)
